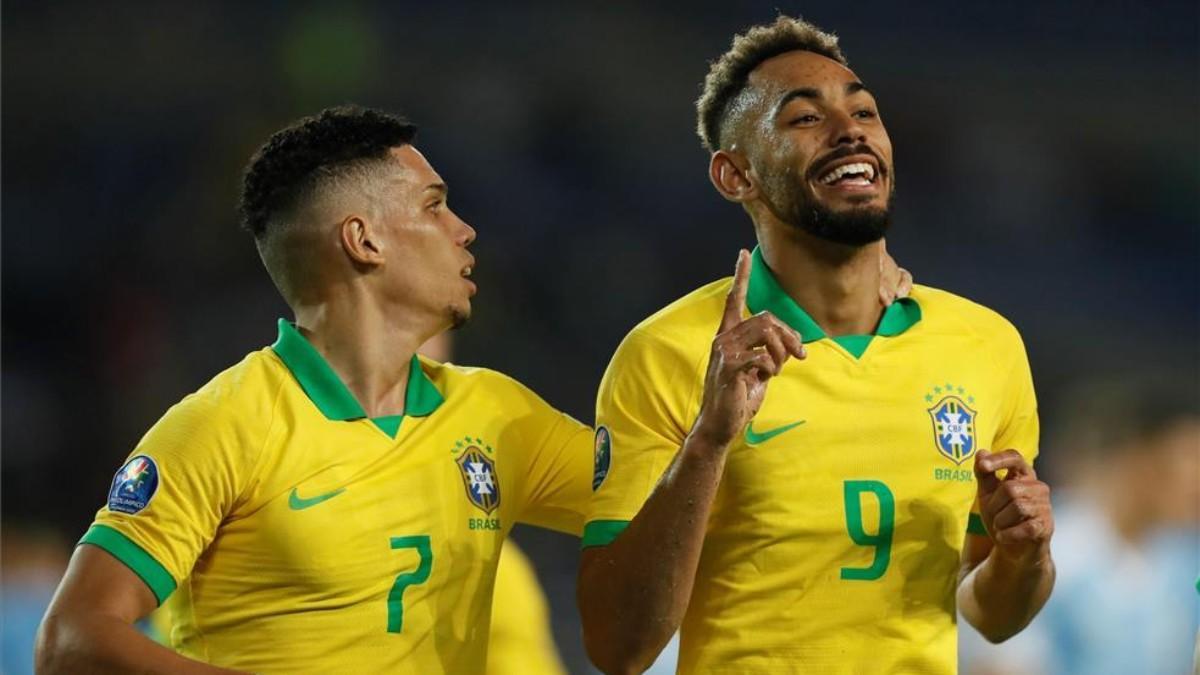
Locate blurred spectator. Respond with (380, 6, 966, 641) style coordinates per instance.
(960, 375, 1200, 675)
(1, 525, 70, 674)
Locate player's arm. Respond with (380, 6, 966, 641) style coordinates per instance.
(36, 545, 247, 675)
(957, 449, 1056, 643)
(577, 250, 805, 675)
(512, 404, 594, 537)
(39, 393, 258, 674)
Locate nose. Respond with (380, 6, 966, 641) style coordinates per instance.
(455, 212, 476, 247)
(828, 109, 866, 147)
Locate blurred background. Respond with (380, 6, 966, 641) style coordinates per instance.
(3, 1, 1197, 673)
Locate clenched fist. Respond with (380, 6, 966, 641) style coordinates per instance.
(974, 449, 1054, 565)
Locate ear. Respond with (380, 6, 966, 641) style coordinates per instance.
(339, 215, 386, 267)
(708, 150, 757, 204)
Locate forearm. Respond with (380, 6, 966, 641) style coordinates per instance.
(578, 432, 726, 674)
(958, 549, 1056, 643)
(36, 610, 246, 675)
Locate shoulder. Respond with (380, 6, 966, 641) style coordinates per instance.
(611, 277, 729, 371)
(909, 285, 1027, 353)
(422, 359, 590, 452)
(146, 347, 285, 447)
(422, 357, 556, 412)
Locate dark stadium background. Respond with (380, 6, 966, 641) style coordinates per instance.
(3, 1, 1196, 672)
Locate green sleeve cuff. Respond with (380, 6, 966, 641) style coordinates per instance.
(581, 520, 630, 549)
(78, 524, 177, 605)
(966, 512, 988, 537)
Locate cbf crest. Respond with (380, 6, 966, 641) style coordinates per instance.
(925, 384, 978, 465)
(452, 436, 500, 515)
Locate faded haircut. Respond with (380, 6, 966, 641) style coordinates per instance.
(696, 16, 846, 153)
(238, 105, 416, 303)
(239, 105, 417, 239)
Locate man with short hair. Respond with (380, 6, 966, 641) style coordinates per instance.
(35, 106, 595, 674)
(578, 17, 1056, 674)
(35, 103, 912, 674)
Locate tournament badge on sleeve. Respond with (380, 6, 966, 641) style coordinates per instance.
(107, 455, 160, 514)
(593, 426, 612, 491)
(926, 384, 978, 465)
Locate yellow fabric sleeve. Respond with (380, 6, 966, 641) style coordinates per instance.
(584, 328, 703, 547)
(503, 376, 594, 536)
(993, 329, 1040, 464)
(486, 542, 566, 675)
(968, 326, 1039, 537)
(83, 393, 262, 604)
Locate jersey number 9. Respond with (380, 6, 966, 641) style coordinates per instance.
(840, 480, 895, 581)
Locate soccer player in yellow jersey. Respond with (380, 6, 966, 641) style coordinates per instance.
(36, 106, 594, 674)
(578, 17, 1057, 675)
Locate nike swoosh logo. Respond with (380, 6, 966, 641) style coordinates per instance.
(744, 420, 806, 446)
(288, 487, 346, 510)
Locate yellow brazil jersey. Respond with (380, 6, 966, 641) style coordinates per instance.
(141, 539, 568, 674)
(81, 319, 592, 674)
(584, 247, 1038, 675)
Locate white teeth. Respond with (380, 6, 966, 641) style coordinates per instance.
(463, 267, 473, 277)
(819, 162, 876, 185)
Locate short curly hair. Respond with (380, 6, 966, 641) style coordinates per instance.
(696, 16, 846, 153)
(239, 105, 417, 239)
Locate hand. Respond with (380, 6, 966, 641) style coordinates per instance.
(878, 239, 913, 306)
(690, 250, 806, 449)
(974, 450, 1054, 565)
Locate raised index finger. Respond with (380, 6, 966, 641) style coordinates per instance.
(720, 249, 751, 332)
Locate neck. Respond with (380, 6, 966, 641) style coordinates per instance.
(292, 290, 434, 418)
(757, 223, 884, 337)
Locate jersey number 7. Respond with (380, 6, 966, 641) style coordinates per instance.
(388, 535, 434, 632)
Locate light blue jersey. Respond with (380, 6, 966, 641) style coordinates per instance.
(960, 493, 1200, 675)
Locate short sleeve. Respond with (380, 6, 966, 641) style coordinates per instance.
(968, 326, 1039, 536)
(993, 328, 1039, 464)
(500, 377, 594, 536)
(81, 394, 258, 604)
(583, 328, 703, 548)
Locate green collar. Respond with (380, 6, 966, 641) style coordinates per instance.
(745, 246, 921, 356)
(271, 319, 444, 427)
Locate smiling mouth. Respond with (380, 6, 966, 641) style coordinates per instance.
(461, 265, 477, 296)
(818, 161, 877, 187)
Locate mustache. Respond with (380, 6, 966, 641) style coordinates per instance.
(807, 144, 887, 182)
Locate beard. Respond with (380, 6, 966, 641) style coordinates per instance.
(759, 156, 893, 247)
(796, 200, 891, 246)
(447, 304, 471, 330)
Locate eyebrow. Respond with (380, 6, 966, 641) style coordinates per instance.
(773, 81, 872, 118)
(423, 183, 448, 197)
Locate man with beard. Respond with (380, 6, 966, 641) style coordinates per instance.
(35, 105, 912, 674)
(577, 17, 1056, 675)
